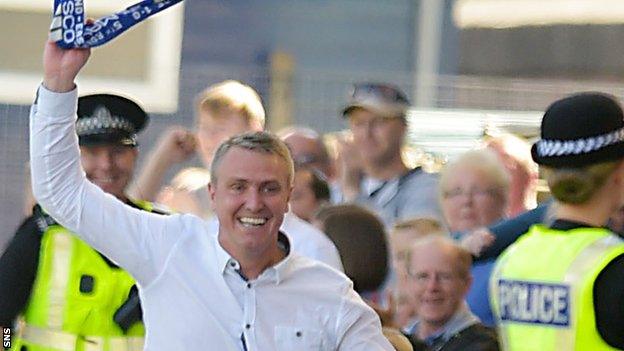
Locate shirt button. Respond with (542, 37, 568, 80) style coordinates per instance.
(296, 331, 302, 337)
(247, 283, 252, 289)
(230, 262, 236, 268)
(245, 324, 251, 329)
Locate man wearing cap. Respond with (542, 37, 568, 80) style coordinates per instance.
(339, 83, 442, 226)
(0, 94, 166, 351)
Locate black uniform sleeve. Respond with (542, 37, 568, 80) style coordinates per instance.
(0, 216, 42, 326)
(477, 204, 549, 261)
(594, 254, 624, 349)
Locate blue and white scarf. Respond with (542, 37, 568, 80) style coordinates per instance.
(49, 0, 183, 48)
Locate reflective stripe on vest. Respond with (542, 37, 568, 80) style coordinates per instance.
(490, 225, 624, 351)
(19, 325, 143, 351)
(48, 231, 73, 328)
(14, 200, 157, 351)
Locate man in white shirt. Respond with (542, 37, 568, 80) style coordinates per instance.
(30, 41, 392, 350)
(129, 75, 342, 271)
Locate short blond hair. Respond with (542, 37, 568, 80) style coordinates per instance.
(392, 217, 444, 237)
(195, 80, 265, 127)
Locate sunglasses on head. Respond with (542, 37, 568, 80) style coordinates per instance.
(350, 83, 410, 105)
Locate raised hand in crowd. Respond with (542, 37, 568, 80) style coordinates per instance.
(460, 227, 496, 257)
(129, 126, 197, 200)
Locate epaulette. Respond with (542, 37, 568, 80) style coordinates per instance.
(32, 204, 59, 234)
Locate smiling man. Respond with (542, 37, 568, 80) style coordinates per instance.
(208, 136, 292, 279)
(28, 40, 391, 350)
(404, 236, 499, 351)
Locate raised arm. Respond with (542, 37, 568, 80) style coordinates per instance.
(127, 126, 197, 201)
(30, 41, 182, 286)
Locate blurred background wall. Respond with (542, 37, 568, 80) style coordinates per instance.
(3, 0, 624, 250)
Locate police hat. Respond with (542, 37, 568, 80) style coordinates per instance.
(531, 92, 624, 168)
(77, 94, 148, 147)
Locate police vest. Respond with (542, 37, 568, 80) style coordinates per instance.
(12, 200, 164, 351)
(490, 225, 624, 351)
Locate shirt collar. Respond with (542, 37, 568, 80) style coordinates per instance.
(408, 302, 480, 346)
(212, 225, 292, 284)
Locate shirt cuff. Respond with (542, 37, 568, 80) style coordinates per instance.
(36, 84, 78, 120)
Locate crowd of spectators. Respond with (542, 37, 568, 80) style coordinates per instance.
(8, 41, 624, 349)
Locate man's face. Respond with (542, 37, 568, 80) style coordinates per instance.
(209, 147, 292, 257)
(347, 108, 405, 165)
(196, 110, 260, 167)
(283, 134, 331, 178)
(290, 169, 321, 222)
(409, 243, 471, 328)
(80, 144, 137, 200)
(441, 166, 507, 232)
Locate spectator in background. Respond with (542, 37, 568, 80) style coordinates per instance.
(313, 204, 389, 297)
(438, 149, 509, 326)
(290, 168, 331, 222)
(485, 133, 539, 217)
(338, 83, 442, 227)
(1, 94, 168, 350)
(128, 80, 343, 271)
(313, 204, 413, 350)
(129, 80, 264, 217)
(439, 149, 509, 236)
(390, 218, 445, 328)
(404, 236, 499, 351)
(278, 126, 344, 204)
(278, 127, 336, 180)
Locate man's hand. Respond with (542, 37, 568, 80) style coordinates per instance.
(42, 40, 91, 93)
(460, 227, 496, 257)
(154, 127, 197, 165)
(127, 127, 197, 201)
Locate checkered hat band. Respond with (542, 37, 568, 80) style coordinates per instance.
(536, 127, 624, 157)
(76, 115, 135, 136)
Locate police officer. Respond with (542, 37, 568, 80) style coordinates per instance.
(490, 93, 624, 350)
(0, 94, 167, 351)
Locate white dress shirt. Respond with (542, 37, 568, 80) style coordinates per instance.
(29, 86, 392, 351)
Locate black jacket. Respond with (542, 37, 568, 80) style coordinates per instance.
(406, 323, 500, 351)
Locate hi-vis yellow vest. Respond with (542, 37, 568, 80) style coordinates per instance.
(490, 225, 624, 351)
(11, 200, 161, 351)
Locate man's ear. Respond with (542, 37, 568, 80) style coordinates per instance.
(286, 184, 294, 203)
(613, 160, 624, 185)
(208, 182, 216, 202)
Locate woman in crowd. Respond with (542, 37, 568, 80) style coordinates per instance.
(438, 149, 509, 326)
(490, 93, 624, 350)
